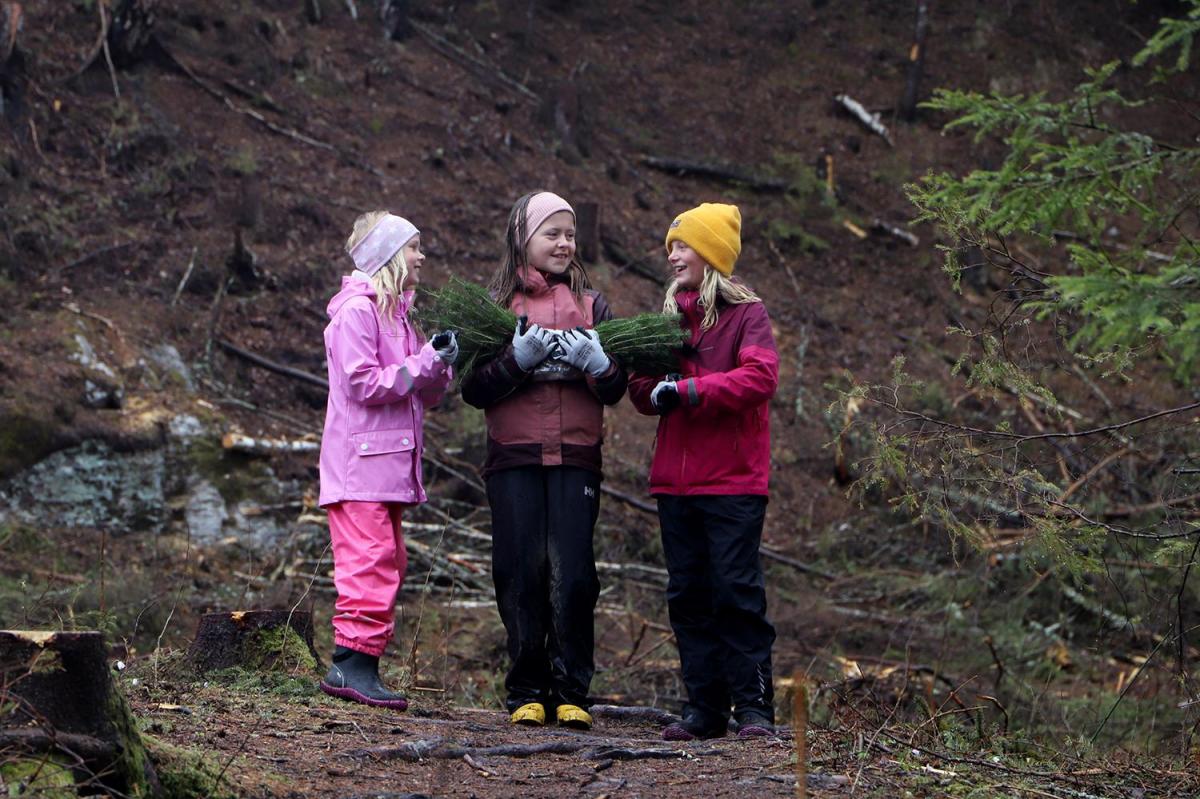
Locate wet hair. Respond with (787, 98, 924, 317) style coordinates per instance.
(345, 210, 412, 327)
(663, 265, 760, 331)
(488, 191, 590, 309)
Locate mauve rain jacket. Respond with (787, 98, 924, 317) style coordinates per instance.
(461, 267, 627, 476)
(318, 277, 452, 507)
(628, 290, 779, 496)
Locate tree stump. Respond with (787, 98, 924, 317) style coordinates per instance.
(108, 0, 157, 68)
(186, 610, 321, 674)
(575, 201, 600, 264)
(0, 630, 160, 797)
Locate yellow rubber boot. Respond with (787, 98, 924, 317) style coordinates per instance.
(510, 702, 546, 726)
(556, 704, 593, 730)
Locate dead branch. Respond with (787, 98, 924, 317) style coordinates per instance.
(216, 339, 329, 390)
(155, 44, 385, 179)
(601, 483, 657, 514)
(871, 218, 919, 247)
(170, 246, 198, 306)
(640, 156, 789, 192)
(761, 547, 837, 581)
(601, 233, 666, 285)
(834, 94, 894, 146)
(350, 737, 710, 762)
(410, 21, 538, 104)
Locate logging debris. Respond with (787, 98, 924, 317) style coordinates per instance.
(834, 93, 894, 146)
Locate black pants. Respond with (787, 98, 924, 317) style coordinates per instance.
(657, 494, 776, 726)
(488, 466, 601, 712)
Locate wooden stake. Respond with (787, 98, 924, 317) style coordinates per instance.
(794, 675, 808, 799)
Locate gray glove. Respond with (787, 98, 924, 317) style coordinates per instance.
(559, 327, 611, 377)
(512, 319, 557, 371)
(431, 330, 458, 365)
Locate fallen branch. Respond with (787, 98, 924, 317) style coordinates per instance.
(640, 156, 789, 192)
(601, 233, 666, 286)
(761, 547, 837, 581)
(871, 219, 918, 247)
(589, 704, 679, 726)
(171, 246, 198, 307)
(350, 737, 712, 762)
(601, 484, 657, 514)
(156, 44, 385, 179)
(410, 21, 538, 104)
(834, 94, 894, 146)
(216, 339, 329, 390)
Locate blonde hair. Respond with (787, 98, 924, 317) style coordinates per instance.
(663, 266, 761, 331)
(345, 210, 411, 327)
(488, 191, 590, 309)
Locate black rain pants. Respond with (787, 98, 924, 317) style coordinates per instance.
(488, 465, 601, 713)
(657, 493, 776, 727)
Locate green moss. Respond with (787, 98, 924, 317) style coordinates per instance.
(0, 757, 76, 797)
(104, 679, 158, 797)
(207, 666, 319, 699)
(244, 625, 319, 673)
(145, 736, 239, 799)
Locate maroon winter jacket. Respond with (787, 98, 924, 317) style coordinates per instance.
(628, 290, 778, 496)
(461, 267, 628, 477)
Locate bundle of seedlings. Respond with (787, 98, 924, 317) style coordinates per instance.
(417, 278, 687, 380)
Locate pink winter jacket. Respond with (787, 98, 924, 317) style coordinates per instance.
(318, 277, 452, 507)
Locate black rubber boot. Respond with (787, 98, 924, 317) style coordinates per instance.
(319, 646, 409, 710)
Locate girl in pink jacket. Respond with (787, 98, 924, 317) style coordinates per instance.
(318, 211, 457, 709)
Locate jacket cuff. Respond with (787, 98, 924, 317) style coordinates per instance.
(681, 378, 700, 407)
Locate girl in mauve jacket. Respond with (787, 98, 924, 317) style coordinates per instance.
(318, 211, 458, 709)
(628, 202, 780, 742)
(462, 191, 627, 731)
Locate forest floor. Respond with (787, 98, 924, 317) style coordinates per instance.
(4, 0, 1200, 796)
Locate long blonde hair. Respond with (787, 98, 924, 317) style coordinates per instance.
(345, 210, 411, 325)
(488, 191, 590, 309)
(663, 266, 761, 331)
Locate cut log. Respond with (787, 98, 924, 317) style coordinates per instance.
(221, 431, 320, 456)
(216, 339, 329, 390)
(185, 610, 321, 674)
(0, 630, 161, 796)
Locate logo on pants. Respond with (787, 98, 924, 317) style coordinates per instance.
(584, 486, 595, 498)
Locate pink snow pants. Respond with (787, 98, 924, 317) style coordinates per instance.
(327, 501, 408, 657)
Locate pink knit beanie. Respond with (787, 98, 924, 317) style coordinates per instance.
(521, 192, 574, 246)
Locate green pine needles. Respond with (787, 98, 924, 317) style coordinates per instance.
(907, 0, 1200, 377)
(416, 277, 686, 380)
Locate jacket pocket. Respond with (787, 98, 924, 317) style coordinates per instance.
(350, 429, 417, 457)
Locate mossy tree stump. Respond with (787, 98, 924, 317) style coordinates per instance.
(0, 630, 160, 797)
(186, 610, 320, 674)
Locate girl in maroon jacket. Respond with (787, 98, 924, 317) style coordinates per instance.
(462, 191, 627, 730)
(628, 202, 779, 741)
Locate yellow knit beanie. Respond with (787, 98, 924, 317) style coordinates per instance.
(664, 203, 742, 276)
